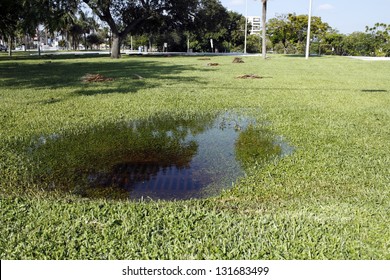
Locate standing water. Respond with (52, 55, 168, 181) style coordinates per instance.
(29, 111, 292, 200)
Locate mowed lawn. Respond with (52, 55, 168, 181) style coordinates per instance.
(1, 53, 389, 259)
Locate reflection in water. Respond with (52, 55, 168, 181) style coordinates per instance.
(90, 163, 204, 200)
(29, 111, 293, 200)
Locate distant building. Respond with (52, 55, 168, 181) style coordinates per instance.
(246, 16, 261, 35)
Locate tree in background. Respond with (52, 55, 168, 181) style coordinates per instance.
(68, 22, 84, 50)
(267, 13, 330, 55)
(79, 10, 95, 50)
(289, 14, 330, 53)
(128, 0, 245, 53)
(246, 34, 261, 53)
(321, 30, 345, 55)
(342, 32, 376, 56)
(86, 33, 105, 49)
(0, 0, 26, 43)
(223, 11, 246, 52)
(0, 0, 78, 53)
(82, 0, 199, 58)
(190, 0, 229, 52)
(267, 15, 293, 54)
(0, 0, 45, 54)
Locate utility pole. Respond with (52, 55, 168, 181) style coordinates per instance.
(261, 0, 267, 59)
(244, 0, 248, 54)
(305, 0, 313, 59)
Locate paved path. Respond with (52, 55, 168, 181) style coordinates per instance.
(349, 56, 390, 61)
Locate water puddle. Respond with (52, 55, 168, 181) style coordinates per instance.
(29, 111, 293, 200)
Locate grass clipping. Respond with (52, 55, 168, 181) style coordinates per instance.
(81, 73, 113, 82)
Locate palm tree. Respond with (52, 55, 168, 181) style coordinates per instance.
(79, 10, 90, 50)
(262, 0, 267, 59)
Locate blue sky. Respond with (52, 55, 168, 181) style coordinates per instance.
(220, 0, 390, 34)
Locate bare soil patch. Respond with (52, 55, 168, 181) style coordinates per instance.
(81, 73, 113, 82)
(232, 57, 244, 63)
(207, 63, 220, 66)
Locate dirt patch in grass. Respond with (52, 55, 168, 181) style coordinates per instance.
(207, 63, 220, 66)
(81, 73, 113, 82)
(232, 57, 244, 63)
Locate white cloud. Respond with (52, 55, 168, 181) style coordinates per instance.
(318, 4, 335, 11)
(229, 0, 245, 6)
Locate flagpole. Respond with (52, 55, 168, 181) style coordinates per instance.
(305, 0, 313, 59)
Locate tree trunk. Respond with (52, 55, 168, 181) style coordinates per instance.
(262, 0, 267, 59)
(111, 33, 121, 58)
(8, 36, 12, 57)
(283, 40, 288, 54)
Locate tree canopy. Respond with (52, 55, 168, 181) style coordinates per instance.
(366, 23, 390, 56)
(82, 0, 199, 58)
(268, 14, 330, 54)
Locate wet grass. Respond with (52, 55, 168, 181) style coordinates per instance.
(1, 54, 390, 259)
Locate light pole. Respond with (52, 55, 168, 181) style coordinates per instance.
(261, 0, 267, 59)
(305, 0, 313, 59)
(244, 0, 248, 53)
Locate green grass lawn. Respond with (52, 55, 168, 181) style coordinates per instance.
(1, 53, 389, 259)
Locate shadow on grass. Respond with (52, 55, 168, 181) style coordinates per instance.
(0, 56, 211, 95)
(361, 89, 388, 93)
(73, 80, 150, 96)
(72, 74, 209, 96)
(0, 52, 110, 61)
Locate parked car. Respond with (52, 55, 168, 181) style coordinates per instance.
(0, 44, 8, 51)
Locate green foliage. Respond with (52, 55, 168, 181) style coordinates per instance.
(82, 0, 200, 56)
(366, 23, 390, 57)
(224, 11, 246, 52)
(139, 3, 250, 53)
(246, 35, 261, 53)
(0, 0, 77, 38)
(86, 33, 105, 49)
(273, 42, 295, 55)
(342, 32, 376, 56)
(189, 0, 230, 52)
(321, 31, 345, 55)
(268, 14, 331, 55)
(267, 15, 390, 57)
